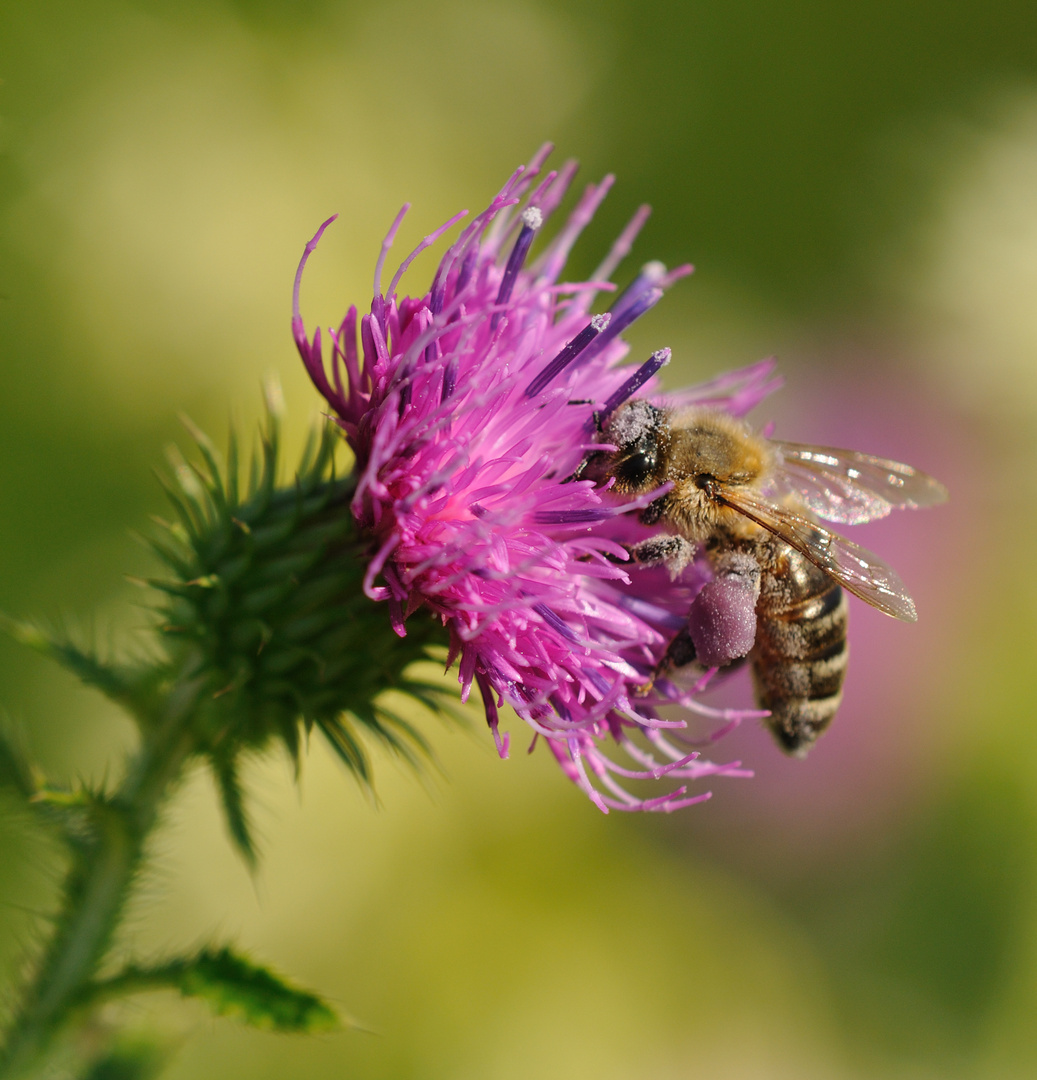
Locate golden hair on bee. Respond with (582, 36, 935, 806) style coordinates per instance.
(582, 402, 775, 542)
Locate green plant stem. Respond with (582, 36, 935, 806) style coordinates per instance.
(0, 668, 204, 1079)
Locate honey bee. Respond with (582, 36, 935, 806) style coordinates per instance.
(578, 399, 947, 755)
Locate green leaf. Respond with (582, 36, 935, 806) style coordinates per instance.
(84, 948, 340, 1034)
(181, 947, 338, 1032)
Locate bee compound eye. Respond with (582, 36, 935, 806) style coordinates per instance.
(619, 451, 655, 485)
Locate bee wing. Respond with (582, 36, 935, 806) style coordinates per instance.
(717, 484, 919, 621)
(773, 441, 948, 525)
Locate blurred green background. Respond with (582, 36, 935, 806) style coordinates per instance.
(2, 1, 1037, 1077)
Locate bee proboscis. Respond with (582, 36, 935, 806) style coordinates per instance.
(579, 399, 947, 755)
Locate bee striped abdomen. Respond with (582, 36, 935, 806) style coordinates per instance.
(751, 543, 849, 756)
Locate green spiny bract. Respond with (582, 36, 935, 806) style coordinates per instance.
(148, 409, 452, 860)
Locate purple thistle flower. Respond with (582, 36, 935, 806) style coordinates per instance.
(293, 146, 776, 813)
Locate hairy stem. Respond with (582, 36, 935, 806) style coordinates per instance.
(0, 669, 203, 1079)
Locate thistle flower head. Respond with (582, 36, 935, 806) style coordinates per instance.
(294, 146, 779, 812)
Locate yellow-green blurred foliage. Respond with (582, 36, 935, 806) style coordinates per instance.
(2, 1, 1037, 1077)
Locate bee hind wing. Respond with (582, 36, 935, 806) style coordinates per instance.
(773, 441, 948, 525)
(718, 485, 919, 622)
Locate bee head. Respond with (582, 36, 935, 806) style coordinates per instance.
(582, 400, 668, 492)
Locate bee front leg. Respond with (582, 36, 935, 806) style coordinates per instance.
(626, 534, 696, 578)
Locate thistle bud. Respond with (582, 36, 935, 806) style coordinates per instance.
(150, 411, 451, 858)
